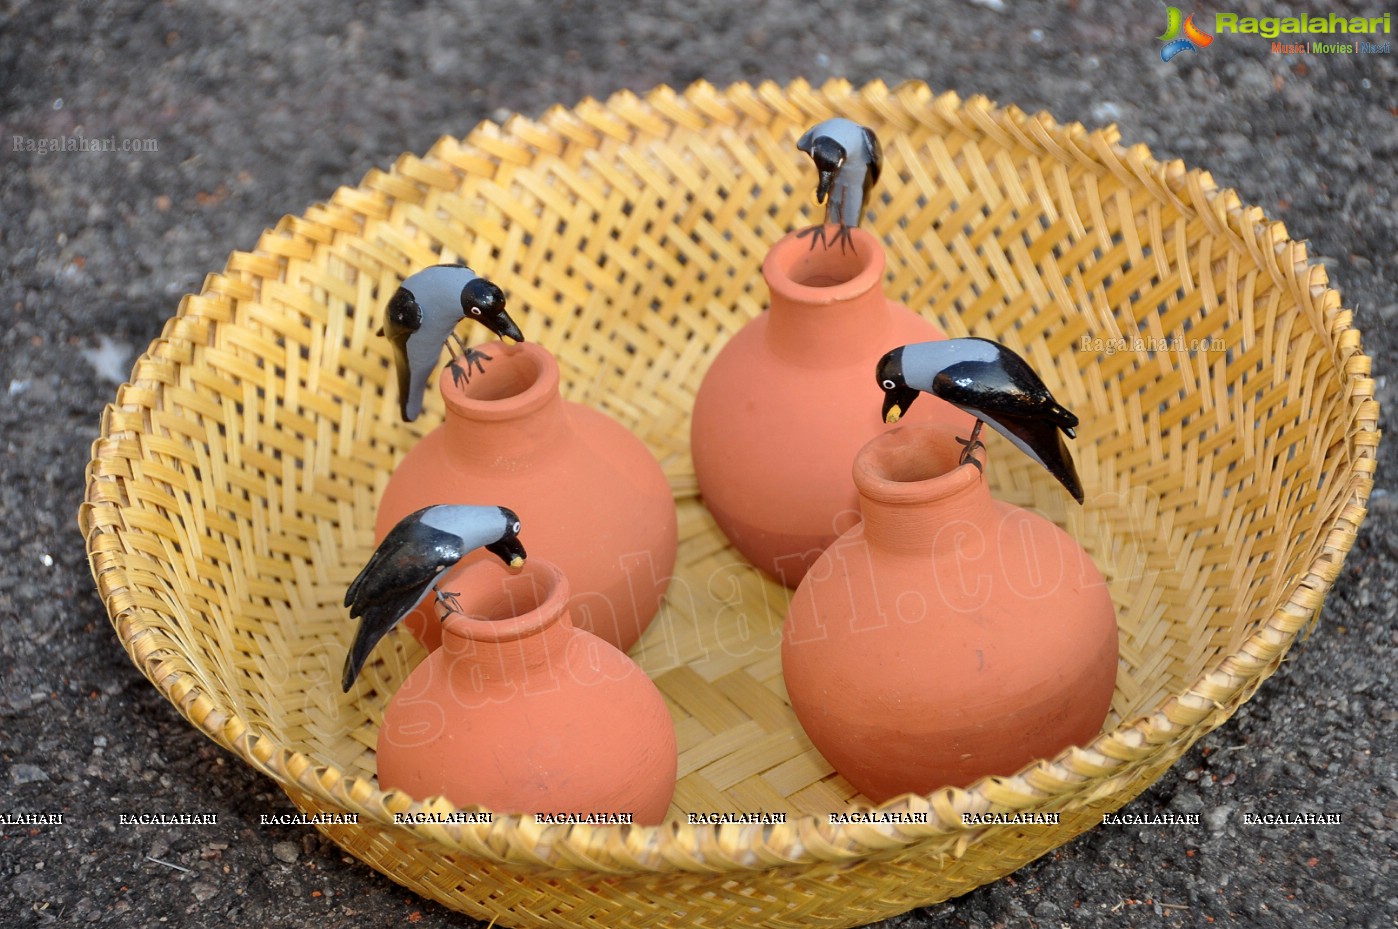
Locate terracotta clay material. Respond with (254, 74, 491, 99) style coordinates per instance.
(781, 422, 1119, 803)
(690, 227, 971, 587)
(376, 341, 677, 654)
(376, 560, 677, 822)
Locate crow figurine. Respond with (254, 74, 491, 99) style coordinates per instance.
(795, 117, 883, 252)
(381, 264, 525, 422)
(876, 338, 1085, 504)
(341, 504, 526, 691)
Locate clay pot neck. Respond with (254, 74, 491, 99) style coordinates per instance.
(438, 342, 570, 468)
(439, 560, 574, 681)
(762, 227, 891, 365)
(853, 423, 995, 555)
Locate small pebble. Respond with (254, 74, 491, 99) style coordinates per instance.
(1170, 790, 1204, 815)
(1091, 101, 1123, 123)
(1205, 804, 1234, 834)
(273, 841, 300, 864)
(10, 764, 49, 785)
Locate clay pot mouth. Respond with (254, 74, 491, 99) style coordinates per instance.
(440, 559, 571, 644)
(438, 341, 559, 420)
(854, 422, 986, 505)
(763, 226, 885, 299)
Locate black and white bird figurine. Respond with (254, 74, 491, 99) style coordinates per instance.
(341, 504, 526, 691)
(381, 264, 526, 422)
(795, 117, 883, 252)
(876, 338, 1085, 504)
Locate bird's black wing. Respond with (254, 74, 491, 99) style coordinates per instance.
(860, 125, 883, 188)
(932, 359, 1044, 418)
(992, 348, 1079, 435)
(342, 520, 465, 690)
(345, 519, 464, 616)
(382, 286, 423, 342)
(341, 584, 436, 692)
(934, 352, 1077, 433)
(932, 360, 1084, 503)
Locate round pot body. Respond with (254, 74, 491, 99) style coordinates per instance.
(376, 560, 678, 823)
(377, 341, 677, 654)
(690, 227, 970, 587)
(781, 422, 1119, 802)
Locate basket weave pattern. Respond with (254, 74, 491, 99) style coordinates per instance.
(81, 79, 1377, 927)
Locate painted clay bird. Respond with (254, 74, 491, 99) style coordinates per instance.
(381, 264, 525, 422)
(795, 117, 883, 251)
(342, 504, 526, 691)
(876, 338, 1085, 503)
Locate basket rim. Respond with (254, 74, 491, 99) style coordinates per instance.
(79, 77, 1380, 875)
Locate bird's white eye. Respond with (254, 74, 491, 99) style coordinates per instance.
(469, 306, 482, 315)
(511, 521, 521, 534)
(881, 379, 897, 391)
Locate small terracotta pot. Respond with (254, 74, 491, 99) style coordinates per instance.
(690, 227, 971, 587)
(376, 559, 677, 823)
(781, 422, 1119, 802)
(376, 341, 677, 654)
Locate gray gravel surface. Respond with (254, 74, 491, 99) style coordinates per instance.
(2, 1, 1395, 927)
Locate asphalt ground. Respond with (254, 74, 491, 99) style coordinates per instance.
(2, 1, 1394, 927)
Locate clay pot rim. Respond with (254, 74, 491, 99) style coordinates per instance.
(440, 559, 571, 644)
(763, 226, 885, 305)
(438, 341, 559, 422)
(853, 423, 988, 506)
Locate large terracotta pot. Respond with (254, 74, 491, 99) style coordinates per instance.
(781, 422, 1119, 803)
(690, 227, 970, 587)
(377, 341, 676, 654)
(376, 560, 677, 823)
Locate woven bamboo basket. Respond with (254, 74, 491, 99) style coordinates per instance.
(81, 79, 1378, 928)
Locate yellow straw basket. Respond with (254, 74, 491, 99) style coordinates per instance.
(80, 79, 1378, 928)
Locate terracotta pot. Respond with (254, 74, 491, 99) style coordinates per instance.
(690, 227, 970, 587)
(781, 422, 1119, 802)
(376, 560, 677, 822)
(377, 341, 677, 654)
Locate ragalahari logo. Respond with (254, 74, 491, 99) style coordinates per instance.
(1159, 6, 1214, 60)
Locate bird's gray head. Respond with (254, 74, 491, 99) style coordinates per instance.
(878, 340, 1004, 423)
(460, 277, 524, 344)
(799, 135, 847, 206)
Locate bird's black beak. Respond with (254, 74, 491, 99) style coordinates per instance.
(485, 535, 527, 570)
(815, 168, 834, 205)
(487, 311, 525, 344)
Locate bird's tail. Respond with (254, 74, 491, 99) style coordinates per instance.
(341, 594, 416, 691)
(341, 623, 375, 692)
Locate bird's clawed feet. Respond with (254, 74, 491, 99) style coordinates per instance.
(435, 588, 464, 620)
(956, 420, 986, 472)
(796, 223, 857, 254)
(447, 346, 493, 389)
(795, 224, 828, 250)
